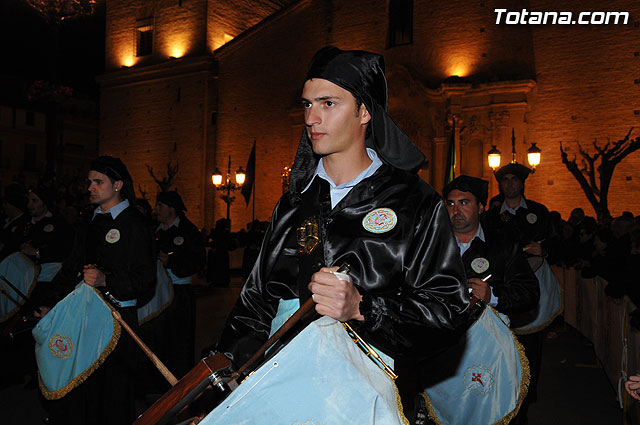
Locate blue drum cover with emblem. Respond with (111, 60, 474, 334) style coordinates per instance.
(137, 260, 174, 325)
(200, 316, 408, 425)
(423, 307, 530, 425)
(513, 260, 563, 335)
(32, 283, 121, 399)
(0, 252, 38, 322)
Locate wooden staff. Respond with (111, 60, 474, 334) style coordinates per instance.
(135, 262, 349, 424)
(111, 309, 178, 386)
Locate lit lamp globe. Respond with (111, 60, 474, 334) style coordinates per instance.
(487, 145, 502, 171)
(211, 169, 223, 186)
(235, 167, 246, 185)
(527, 143, 541, 169)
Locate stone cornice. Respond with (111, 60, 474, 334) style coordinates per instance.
(97, 55, 215, 88)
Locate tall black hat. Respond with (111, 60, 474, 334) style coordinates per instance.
(90, 156, 135, 204)
(157, 191, 187, 212)
(494, 163, 531, 183)
(289, 46, 426, 199)
(443, 175, 489, 207)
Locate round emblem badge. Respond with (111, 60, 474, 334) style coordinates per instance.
(464, 365, 494, 394)
(173, 236, 184, 246)
(362, 208, 397, 234)
(526, 213, 537, 224)
(43, 224, 54, 233)
(48, 334, 73, 359)
(105, 229, 121, 244)
(471, 257, 490, 274)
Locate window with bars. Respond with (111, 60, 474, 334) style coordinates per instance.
(388, 0, 413, 47)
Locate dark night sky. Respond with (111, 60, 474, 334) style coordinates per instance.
(0, 0, 106, 106)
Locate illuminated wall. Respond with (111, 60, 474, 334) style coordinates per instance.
(101, 0, 640, 229)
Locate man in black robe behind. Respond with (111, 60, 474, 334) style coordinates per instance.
(41, 156, 156, 425)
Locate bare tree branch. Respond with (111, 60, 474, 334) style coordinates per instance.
(560, 128, 640, 222)
(146, 161, 179, 193)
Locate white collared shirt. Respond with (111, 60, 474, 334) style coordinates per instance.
(93, 199, 130, 220)
(302, 148, 383, 209)
(500, 197, 528, 215)
(157, 216, 181, 232)
(31, 211, 53, 224)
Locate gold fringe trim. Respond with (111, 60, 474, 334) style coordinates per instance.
(393, 378, 411, 425)
(422, 307, 531, 425)
(0, 253, 40, 322)
(138, 285, 175, 326)
(39, 287, 122, 400)
(493, 307, 531, 425)
(513, 277, 565, 335)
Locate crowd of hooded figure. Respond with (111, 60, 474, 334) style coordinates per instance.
(0, 45, 638, 425)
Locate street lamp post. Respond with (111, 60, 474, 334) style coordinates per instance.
(211, 155, 245, 220)
(486, 128, 542, 172)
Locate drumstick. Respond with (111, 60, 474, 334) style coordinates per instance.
(0, 275, 29, 302)
(111, 309, 178, 386)
(468, 274, 492, 294)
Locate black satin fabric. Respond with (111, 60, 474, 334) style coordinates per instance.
(462, 226, 540, 327)
(215, 164, 471, 367)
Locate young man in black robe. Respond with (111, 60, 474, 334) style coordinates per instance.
(215, 47, 471, 386)
(42, 156, 156, 425)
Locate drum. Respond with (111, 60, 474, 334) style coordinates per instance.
(0, 252, 39, 322)
(32, 283, 121, 399)
(199, 316, 407, 425)
(513, 259, 563, 335)
(422, 306, 530, 425)
(137, 260, 174, 325)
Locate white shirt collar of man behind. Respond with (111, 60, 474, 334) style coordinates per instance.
(31, 211, 53, 224)
(93, 198, 130, 220)
(500, 197, 528, 215)
(157, 216, 180, 232)
(302, 148, 383, 209)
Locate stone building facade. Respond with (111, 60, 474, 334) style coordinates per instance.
(99, 0, 640, 230)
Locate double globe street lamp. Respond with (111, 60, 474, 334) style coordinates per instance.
(487, 129, 542, 171)
(211, 155, 245, 220)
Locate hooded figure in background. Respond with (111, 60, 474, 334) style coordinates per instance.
(214, 46, 470, 385)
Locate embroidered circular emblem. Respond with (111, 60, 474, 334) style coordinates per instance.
(43, 224, 54, 233)
(105, 229, 121, 244)
(362, 208, 397, 234)
(526, 213, 537, 224)
(48, 334, 73, 359)
(463, 365, 494, 394)
(471, 257, 489, 274)
(173, 236, 184, 246)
